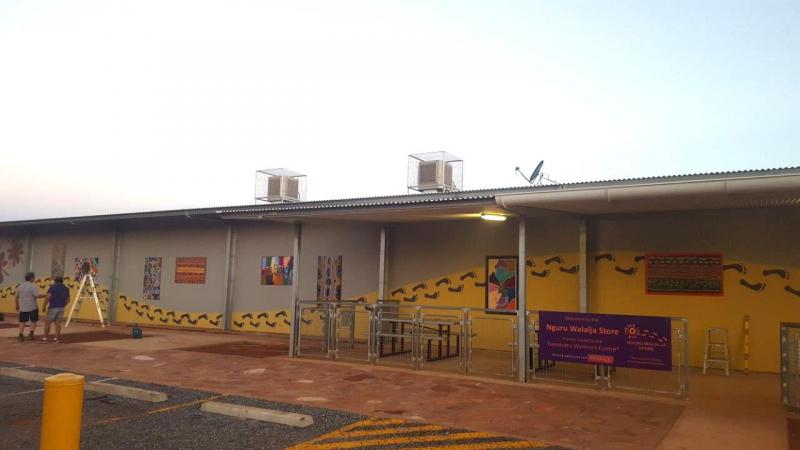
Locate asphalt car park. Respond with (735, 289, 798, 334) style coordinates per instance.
(0, 363, 362, 450)
(0, 363, 558, 449)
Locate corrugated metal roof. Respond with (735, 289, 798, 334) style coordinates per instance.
(216, 191, 499, 214)
(216, 166, 800, 214)
(2, 166, 798, 228)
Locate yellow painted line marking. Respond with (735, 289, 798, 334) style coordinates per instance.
(291, 431, 497, 449)
(414, 440, 548, 449)
(302, 418, 409, 442)
(337, 424, 446, 438)
(352, 418, 409, 428)
(91, 395, 225, 425)
(287, 418, 384, 447)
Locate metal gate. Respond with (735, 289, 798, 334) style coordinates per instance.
(296, 302, 332, 358)
(781, 322, 800, 410)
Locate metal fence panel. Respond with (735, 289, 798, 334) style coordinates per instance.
(334, 304, 374, 363)
(373, 302, 418, 369)
(417, 307, 466, 375)
(297, 304, 330, 358)
(609, 318, 689, 397)
(782, 323, 800, 410)
(468, 313, 517, 379)
(527, 311, 597, 386)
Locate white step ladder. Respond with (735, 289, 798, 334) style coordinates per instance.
(703, 327, 730, 375)
(65, 274, 107, 328)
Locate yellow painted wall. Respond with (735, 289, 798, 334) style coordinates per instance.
(386, 264, 513, 351)
(158, 208, 798, 374)
(0, 277, 109, 322)
(231, 309, 293, 334)
(0, 284, 21, 313)
(590, 251, 799, 373)
(527, 252, 580, 312)
(589, 208, 800, 373)
(115, 294, 224, 330)
(385, 252, 580, 351)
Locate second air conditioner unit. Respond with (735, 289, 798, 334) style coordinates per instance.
(266, 176, 300, 202)
(417, 160, 455, 191)
(255, 168, 306, 203)
(407, 151, 463, 193)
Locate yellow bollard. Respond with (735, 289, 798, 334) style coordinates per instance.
(40, 373, 85, 450)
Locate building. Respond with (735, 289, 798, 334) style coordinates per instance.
(1, 166, 798, 393)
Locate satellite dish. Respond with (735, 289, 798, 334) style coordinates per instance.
(515, 161, 545, 185)
(529, 160, 544, 184)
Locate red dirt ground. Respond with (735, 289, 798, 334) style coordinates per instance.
(0, 325, 685, 450)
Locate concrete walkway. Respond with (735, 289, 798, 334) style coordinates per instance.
(0, 323, 789, 449)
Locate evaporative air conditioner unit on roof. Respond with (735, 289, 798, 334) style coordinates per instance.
(407, 151, 463, 193)
(255, 168, 307, 203)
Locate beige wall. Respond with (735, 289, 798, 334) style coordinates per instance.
(31, 228, 116, 286)
(0, 233, 29, 282)
(0, 232, 32, 313)
(389, 219, 518, 289)
(232, 221, 295, 312)
(299, 222, 381, 301)
(117, 222, 228, 313)
(0, 226, 116, 318)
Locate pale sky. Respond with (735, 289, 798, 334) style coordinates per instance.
(1, 0, 798, 221)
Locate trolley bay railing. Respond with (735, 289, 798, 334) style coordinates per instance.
(293, 301, 687, 397)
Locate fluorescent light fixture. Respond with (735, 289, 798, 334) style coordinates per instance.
(480, 213, 507, 222)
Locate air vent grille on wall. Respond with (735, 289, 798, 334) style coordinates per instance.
(255, 168, 307, 203)
(408, 151, 463, 193)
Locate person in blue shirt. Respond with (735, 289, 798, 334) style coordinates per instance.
(42, 276, 70, 342)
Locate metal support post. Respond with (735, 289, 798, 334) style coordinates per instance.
(517, 216, 528, 382)
(378, 227, 388, 300)
(328, 302, 337, 359)
(289, 223, 302, 357)
(25, 232, 34, 273)
(413, 306, 422, 370)
(108, 226, 122, 323)
(223, 223, 237, 331)
(579, 219, 588, 313)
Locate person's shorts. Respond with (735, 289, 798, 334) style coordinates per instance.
(19, 309, 39, 323)
(46, 308, 65, 322)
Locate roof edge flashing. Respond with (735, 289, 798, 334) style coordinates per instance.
(496, 173, 800, 211)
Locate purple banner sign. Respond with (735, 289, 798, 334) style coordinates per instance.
(538, 311, 672, 371)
